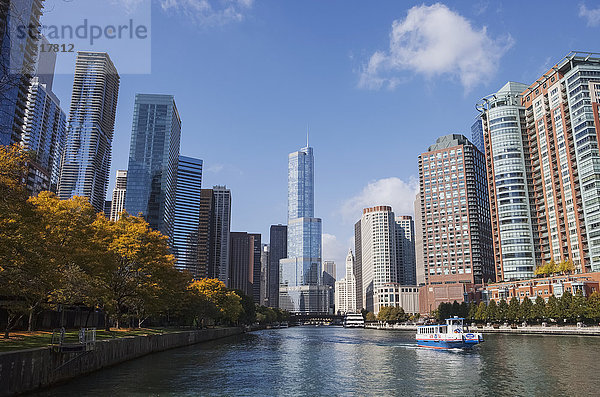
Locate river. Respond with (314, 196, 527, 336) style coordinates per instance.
(33, 326, 599, 396)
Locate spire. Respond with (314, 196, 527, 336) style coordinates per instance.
(306, 123, 309, 148)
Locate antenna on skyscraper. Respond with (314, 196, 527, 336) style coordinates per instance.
(306, 123, 309, 148)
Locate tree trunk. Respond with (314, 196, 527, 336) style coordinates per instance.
(104, 312, 110, 331)
(27, 309, 34, 332)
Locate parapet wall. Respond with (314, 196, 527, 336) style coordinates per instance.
(0, 327, 242, 396)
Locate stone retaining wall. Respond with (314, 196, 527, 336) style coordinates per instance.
(0, 327, 242, 396)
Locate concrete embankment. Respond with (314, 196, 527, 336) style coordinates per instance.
(0, 327, 242, 396)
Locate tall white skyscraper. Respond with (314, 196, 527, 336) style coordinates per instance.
(279, 142, 328, 313)
(334, 249, 357, 315)
(58, 52, 120, 212)
(109, 170, 127, 221)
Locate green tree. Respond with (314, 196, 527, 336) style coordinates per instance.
(497, 299, 509, 322)
(507, 297, 520, 322)
(586, 292, 600, 323)
(487, 300, 498, 322)
(560, 291, 574, 323)
(365, 311, 376, 322)
(570, 290, 586, 323)
(531, 296, 546, 323)
(519, 297, 533, 322)
(451, 301, 461, 317)
(467, 302, 477, 322)
(233, 289, 256, 325)
(474, 302, 487, 323)
(546, 295, 561, 321)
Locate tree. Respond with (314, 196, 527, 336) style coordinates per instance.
(474, 302, 487, 323)
(233, 289, 256, 325)
(570, 290, 586, 323)
(586, 292, 600, 323)
(531, 296, 546, 323)
(507, 297, 520, 323)
(188, 278, 243, 325)
(519, 297, 533, 322)
(365, 312, 376, 322)
(546, 295, 561, 321)
(558, 260, 575, 275)
(560, 291, 573, 323)
(497, 299, 509, 322)
(487, 300, 498, 322)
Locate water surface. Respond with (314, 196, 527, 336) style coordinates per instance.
(34, 327, 600, 396)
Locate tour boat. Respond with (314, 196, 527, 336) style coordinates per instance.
(344, 313, 365, 328)
(416, 317, 483, 349)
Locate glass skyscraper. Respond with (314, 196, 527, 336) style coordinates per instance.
(279, 144, 328, 314)
(124, 94, 180, 239)
(57, 52, 120, 213)
(172, 155, 203, 277)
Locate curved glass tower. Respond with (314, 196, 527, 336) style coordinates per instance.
(279, 144, 328, 314)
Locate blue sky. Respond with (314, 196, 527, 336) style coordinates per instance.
(46, 0, 600, 277)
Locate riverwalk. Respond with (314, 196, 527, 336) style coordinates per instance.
(365, 323, 600, 336)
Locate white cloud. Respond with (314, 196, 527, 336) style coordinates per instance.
(340, 177, 419, 223)
(579, 4, 600, 27)
(207, 164, 224, 173)
(160, 0, 253, 26)
(322, 233, 352, 279)
(111, 0, 146, 13)
(359, 3, 513, 92)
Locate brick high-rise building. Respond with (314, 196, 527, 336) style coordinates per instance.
(478, 52, 600, 277)
(418, 134, 495, 287)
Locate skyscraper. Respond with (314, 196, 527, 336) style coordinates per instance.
(21, 76, 66, 195)
(268, 224, 287, 308)
(279, 143, 328, 314)
(260, 243, 269, 306)
(109, 170, 127, 221)
(229, 232, 251, 296)
(478, 52, 600, 277)
(353, 220, 363, 310)
(172, 156, 203, 277)
(58, 52, 120, 213)
(212, 186, 231, 285)
(414, 193, 426, 286)
(0, 0, 44, 146)
(323, 260, 336, 314)
(334, 249, 357, 315)
(197, 188, 215, 279)
(395, 215, 416, 285)
(124, 94, 180, 238)
(249, 233, 262, 303)
(358, 206, 398, 313)
(470, 117, 485, 153)
(417, 134, 494, 311)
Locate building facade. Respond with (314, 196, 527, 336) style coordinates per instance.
(374, 283, 420, 315)
(197, 188, 215, 279)
(260, 243, 269, 306)
(212, 186, 231, 285)
(250, 233, 262, 303)
(354, 220, 363, 310)
(21, 76, 66, 195)
(172, 156, 203, 277)
(414, 193, 426, 286)
(279, 144, 328, 313)
(268, 224, 287, 308)
(358, 206, 398, 313)
(0, 0, 44, 146)
(109, 170, 127, 221)
(478, 53, 600, 278)
(57, 52, 119, 213)
(418, 134, 495, 286)
(395, 215, 417, 285)
(229, 232, 252, 296)
(124, 94, 180, 239)
(334, 249, 357, 315)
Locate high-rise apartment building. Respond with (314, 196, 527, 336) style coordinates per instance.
(353, 220, 363, 310)
(229, 232, 260, 300)
(260, 244, 269, 306)
(323, 260, 336, 314)
(268, 224, 287, 308)
(478, 52, 600, 277)
(109, 170, 127, 221)
(197, 189, 215, 279)
(21, 76, 66, 195)
(414, 193, 426, 286)
(358, 206, 398, 313)
(172, 156, 203, 277)
(279, 143, 328, 313)
(395, 215, 417, 285)
(58, 52, 119, 213)
(124, 94, 180, 238)
(212, 186, 231, 285)
(0, 0, 44, 146)
(334, 249, 357, 315)
(418, 134, 495, 287)
(470, 117, 485, 153)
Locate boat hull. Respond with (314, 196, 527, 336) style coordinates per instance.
(416, 338, 480, 349)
